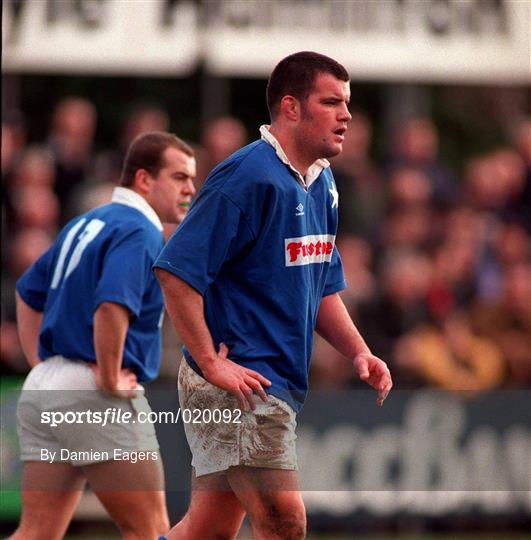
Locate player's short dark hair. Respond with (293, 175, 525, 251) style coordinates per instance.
(120, 131, 194, 187)
(266, 51, 349, 120)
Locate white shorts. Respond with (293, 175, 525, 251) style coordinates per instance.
(178, 359, 298, 477)
(17, 356, 159, 466)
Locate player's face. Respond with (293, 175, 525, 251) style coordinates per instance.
(151, 147, 196, 224)
(296, 73, 352, 161)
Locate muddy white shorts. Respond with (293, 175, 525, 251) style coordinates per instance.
(178, 359, 298, 477)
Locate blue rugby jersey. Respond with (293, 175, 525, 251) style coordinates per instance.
(154, 137, 346, 411)
(16, 189, 165, 382)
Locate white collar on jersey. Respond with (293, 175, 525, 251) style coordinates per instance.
(111, 187, 163, 231)
(259, 124, 330, 189)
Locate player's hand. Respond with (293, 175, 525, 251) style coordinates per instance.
(353, 352, 393, 407)
(91, 364, 139, 399)
(201, 342, 272, 412)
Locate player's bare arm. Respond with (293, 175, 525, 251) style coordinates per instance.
(92, 301, 138, 398)
(15, 291, 43, 367)
(155, 269, 271, 411)
(316, 292, 393, 406)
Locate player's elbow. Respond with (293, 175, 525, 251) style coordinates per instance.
(155, 269, 196, 298)
(94, 301, 130, 324)
(153, 267, 174, 288)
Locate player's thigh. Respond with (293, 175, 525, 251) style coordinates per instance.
(226, 465, 305, 525)
(12, 462, 86, 540)
(83, 457, 168, 533)
(184, 469, 246, 538)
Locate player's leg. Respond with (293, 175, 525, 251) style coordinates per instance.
(167, 469, 246, 540)
(83, 456, 169, 540)
(226, 466, 306, 540)
(175, 359, 302, 538)
(13, 360, 88, 539)
(10, 461, 86, 540)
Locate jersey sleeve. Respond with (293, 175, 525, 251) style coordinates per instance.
(15, 246, 57, 311)
(154, 189, 255, 295)
(323, 245, 347, 296)
(93, 228, 157, 318)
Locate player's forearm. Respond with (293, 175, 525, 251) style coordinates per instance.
(15, 291, 43, 367)
(155, 269, 218, 369)
(93, 302, 130, 389)
(316, 293, 371, 359)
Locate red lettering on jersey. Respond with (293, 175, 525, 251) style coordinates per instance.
(286, 242, 302, 262)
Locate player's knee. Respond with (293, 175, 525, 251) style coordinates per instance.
(149, 508, 170, 536)
(159, 512, 170, 534)
(254, 501, 306, 540)
(267, 509, 306, 540)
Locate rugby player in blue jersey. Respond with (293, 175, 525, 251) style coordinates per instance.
(155, 52, 393, 540)
(12, 132, 197, 540)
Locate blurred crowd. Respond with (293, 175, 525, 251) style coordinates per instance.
(2, 97, 530, 391)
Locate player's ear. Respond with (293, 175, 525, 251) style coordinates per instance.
(134, 168, 153, 194)
(279, 95, 300, 122)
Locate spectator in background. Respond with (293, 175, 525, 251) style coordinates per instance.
(492, 147, 529, 229)
(1, 121, 16, 185)
(425, 207, 484, 322)
(121, 105, 170, 151)
(2, 160, 59, 345)
(388, 116, 456, 208)
(5, 146, 57, 232)
(202, 115, 248, 165)
(388, 167, 432, 208)
(102, 104, 170, 184)
(11, 186, 60, 235)
(2, 113, 28, 254)
(47, 97, 97, 217)
(394, 311, 505, 391)
(1, 229, 52, 372)
(10, 145, 56, 189)
(2, 228, 53, 318)
(378, 205, 433, 255)
(465, 156, 504, 210)
(464, 149, 527, 227)
(8, 229, 54, 280)
(476, 220, 529, 302)
(356, 250, 432, 385)
(330, 111, 384, 236)
(1, 123, 56, 373)
(336, 235, 376, 313)
(511, 119, 531, 232)
(375, 164, 437, 259)
(0, 311, 23, 373)
(470, 263, 531, 387)
(1, 110, 27, 181)
(195, 116, 248, 188)
(513, 119, 531, 166)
